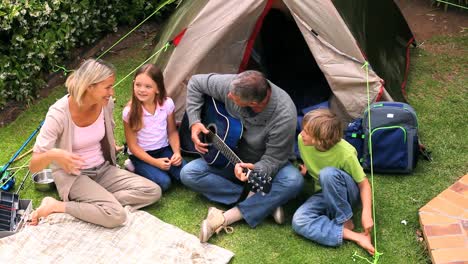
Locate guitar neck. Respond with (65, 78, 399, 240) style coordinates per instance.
(207, 131, 243, 165)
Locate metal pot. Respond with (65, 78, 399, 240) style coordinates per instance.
(32, 169, 55, 192)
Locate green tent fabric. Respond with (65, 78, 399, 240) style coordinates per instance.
(333, 0, 415, 102)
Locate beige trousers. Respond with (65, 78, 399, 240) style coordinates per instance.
(66, 162, 161, 228)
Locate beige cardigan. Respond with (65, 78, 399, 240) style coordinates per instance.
(33, 95, 117, 201)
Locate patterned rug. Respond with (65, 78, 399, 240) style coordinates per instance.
(0, 210, 234, 264)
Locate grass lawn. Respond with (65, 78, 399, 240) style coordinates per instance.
(0, 34, 466, 263)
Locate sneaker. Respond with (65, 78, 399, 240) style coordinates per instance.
(199, 207, 233, 243)
(124, 159, 135, 172)
(272, 206, 285, 224)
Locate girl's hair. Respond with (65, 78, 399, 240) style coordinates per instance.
(128, 64, 166, 131)
(66, 59, 115, 106)
(302, 109, 343, 151)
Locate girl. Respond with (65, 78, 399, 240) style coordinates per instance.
(29, 59, 161, 227)
(123, 64, 185, 191)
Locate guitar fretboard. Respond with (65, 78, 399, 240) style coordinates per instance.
(206, 131, 242, 166)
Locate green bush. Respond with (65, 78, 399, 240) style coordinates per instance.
(0, 0, 172, 108)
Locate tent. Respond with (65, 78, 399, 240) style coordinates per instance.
(151, 0, 415, 122)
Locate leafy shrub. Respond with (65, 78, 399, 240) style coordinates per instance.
(0, 0, 173, 108)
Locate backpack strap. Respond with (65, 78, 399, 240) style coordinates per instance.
(418, 142, 433, 162)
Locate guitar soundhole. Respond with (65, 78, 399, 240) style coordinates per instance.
(204, 124, 217, 144)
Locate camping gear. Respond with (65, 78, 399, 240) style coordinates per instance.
(0, 210, 235, 263)
(0, 167, 14, 192)
(0, 121, 44, 185)
(16, 170, 31, 195)
(151, 0, 415, 123)
(0, 170, 33, 237)
(32, 169, 55, 192)
(0, 191, 32, 238)
(0, 191, 19, 232)
(361, 102, 419, 173)
(344, 118, 365, 160)
(13, 148, 33, 163)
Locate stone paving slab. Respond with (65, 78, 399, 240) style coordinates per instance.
(419, 174, 468, 264)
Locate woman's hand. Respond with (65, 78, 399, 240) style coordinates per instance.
(170, 153, 182, 166)
(53, 149, 85, 175)
(154, 157, 171, 171)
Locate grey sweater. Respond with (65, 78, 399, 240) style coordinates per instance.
(186, 73, 297, 179)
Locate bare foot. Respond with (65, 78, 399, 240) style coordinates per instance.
(344, 218, 355, 230)
(343, 228, 375, 256)
(29, 197, 64, 225)
(355, 232, 375, 256)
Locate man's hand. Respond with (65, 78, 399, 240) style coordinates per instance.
(191, 122, 210, 154)
(234, 163, 254, 182)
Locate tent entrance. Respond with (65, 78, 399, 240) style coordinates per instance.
(246, 8, 332, 112)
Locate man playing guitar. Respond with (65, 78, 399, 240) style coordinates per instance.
(180, 70, 304, 242)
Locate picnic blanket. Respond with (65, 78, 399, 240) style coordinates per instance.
(0, 210, 234, 264)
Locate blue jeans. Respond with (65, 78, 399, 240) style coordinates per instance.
(130, 146, 186, 191)
(180, 158, 304, 227)
(292, 167, 360, 246)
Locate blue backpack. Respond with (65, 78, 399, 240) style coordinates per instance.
(344, 118, 365, 161)
(361, 102, 419, 174)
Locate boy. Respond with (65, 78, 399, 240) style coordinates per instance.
(292, 109, 375, 255)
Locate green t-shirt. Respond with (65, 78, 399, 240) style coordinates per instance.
(298, 135, 366, 192)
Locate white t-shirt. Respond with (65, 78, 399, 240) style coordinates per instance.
(122, 97, 175, 154)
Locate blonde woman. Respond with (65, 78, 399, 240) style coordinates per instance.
(29, 59, 161, 227)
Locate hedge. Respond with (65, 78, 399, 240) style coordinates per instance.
(0, 0, 173, 108)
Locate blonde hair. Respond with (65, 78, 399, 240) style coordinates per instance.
(302, 109, 342, 151)
(66, 59, 115, 106)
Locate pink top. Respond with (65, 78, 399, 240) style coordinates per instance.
(72, 108, 105, 169)
(123, 97, 175, 154)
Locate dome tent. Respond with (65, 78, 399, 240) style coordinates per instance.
(151, 0, 415, 122)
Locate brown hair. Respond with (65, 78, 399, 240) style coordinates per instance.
(127, 64, 166, 131)
(302, 109, 343, 151)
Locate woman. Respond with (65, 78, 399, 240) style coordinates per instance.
(29, 59, 161, 228)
